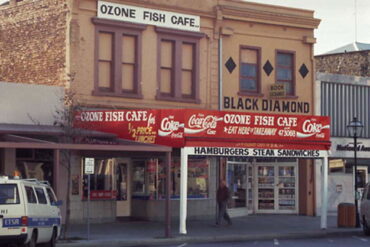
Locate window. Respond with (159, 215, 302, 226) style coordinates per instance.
(92, 18, 146, 98)
(240, 47, 260, 94)
(35, 187, 47, 204)
(131, 157, 210, 200)
(156, 27, 203, 103)
(276, 51, 295, 96)
(25, 186, 37, 204)
(46, 188, 57, 204)
(0, 184, 19, 205)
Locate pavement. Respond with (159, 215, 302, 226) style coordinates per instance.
(56, 215, 363, 247)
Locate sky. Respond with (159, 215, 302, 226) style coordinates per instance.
(246, 0, 370, 55)
(1, 0, 369, 55)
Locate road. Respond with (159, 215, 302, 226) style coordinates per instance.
(144, 235, 370, 247)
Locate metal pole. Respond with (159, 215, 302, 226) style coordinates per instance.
(321, 155, 328, 229)
(87, 174, 90, 240)
(179, 148, 188, 234)
(165, 152, 172, 238)
(354, 133, 360, 227)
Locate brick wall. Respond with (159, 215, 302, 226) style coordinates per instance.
(0, 0, 68, 86)
(315, 51, 370, 77)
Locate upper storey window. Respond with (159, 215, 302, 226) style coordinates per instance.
(276, 51, 295, 96)
(240, 47, 260, 94)
(156, 27, 203, 103)
(92, 18, 146, 98)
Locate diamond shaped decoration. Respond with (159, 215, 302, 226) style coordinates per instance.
(225, 57, 236, 74)
(263, 60, 274, 76)
(299, 64, 309, 78)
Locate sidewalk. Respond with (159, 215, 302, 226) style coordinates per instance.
(57, 215, 363, 247)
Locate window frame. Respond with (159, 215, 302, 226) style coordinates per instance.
(155, 27, 203, 103)
(92, 18, 146, 98)
(275, 50, 296, 97)
(239, 45, 262, 96)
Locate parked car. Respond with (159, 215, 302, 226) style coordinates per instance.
(360, 182, 370, 235)
(0, 176, 61, 247)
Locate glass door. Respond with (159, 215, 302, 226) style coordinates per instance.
(256, 162, 298, 214)
(277, 165, 297, 212)
(247, 164, 254, 213)
(226, 162, 248, 216)
(256, 165, 275, 212)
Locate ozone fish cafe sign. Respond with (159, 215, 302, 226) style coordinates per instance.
(97, 1, 200, 32)
(74, 109, 331, 157)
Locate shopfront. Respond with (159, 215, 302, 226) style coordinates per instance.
(75, 109, 331, 226)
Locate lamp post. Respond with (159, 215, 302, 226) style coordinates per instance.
(347, 117, 363, 228)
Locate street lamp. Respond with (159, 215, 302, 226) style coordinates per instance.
(347, 117, 363, 228)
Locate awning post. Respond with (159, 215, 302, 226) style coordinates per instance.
(321, 153, 328, 229)
(165, 151, 172, 238)
(53, 149, 60, 197)
(179, 148, 189, 234)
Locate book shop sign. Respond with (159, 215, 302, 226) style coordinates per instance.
(98, 1, 200, 32)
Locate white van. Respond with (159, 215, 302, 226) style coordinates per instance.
(0, 176, 61, 247)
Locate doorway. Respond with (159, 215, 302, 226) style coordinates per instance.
(115, 158, 131, 218)
(255, 162, 298, 214)
(226, 161, 250, 217)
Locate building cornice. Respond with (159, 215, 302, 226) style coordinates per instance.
(219, 4, 320, 30)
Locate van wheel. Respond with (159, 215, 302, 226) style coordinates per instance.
(363, 217, 370, 236)
(24, 231, 36, 247)
(45, 229, 57, 247)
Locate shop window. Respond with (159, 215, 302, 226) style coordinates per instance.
(240, 47, 260, 94)
(156, 27, 202, 103)
(83, 158, 114, 200)
(92, 18, 145, 98)
(16, 149, 53, 185)
(276, 51, 295, 96)
(82, 158, 128, 200)
(132, 157, 210, 200)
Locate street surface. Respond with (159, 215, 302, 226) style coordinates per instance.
(143, 235, 370, 247)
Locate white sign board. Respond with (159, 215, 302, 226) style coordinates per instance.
(189, 147, 327, 158)
(97, 1, 200, 32)
(84, 158, 95, 175)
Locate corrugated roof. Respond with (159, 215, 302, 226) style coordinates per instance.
(321, 42, 370, 55)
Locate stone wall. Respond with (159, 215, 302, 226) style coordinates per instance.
(315, 51, 370, 77)
(0, 0, 68, 86)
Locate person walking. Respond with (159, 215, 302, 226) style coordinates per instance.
(216, 180, 232, 226)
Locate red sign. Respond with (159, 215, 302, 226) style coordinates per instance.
(74, 109, 331, 150)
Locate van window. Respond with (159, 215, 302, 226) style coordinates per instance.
(25, 186, 37, 204)
(35, 188, 47, 204)
(46, 188, 57, 204)
(0, 184, 20, 205)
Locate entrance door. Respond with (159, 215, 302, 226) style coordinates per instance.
(226, 162, 248, 217)
(115, 159, 131, 217)
(256, 162, 298, 214)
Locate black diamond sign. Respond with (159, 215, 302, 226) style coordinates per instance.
(263, 60, 273, 76)
(225, 57, 236, 74)
(299, 64, 309, 78)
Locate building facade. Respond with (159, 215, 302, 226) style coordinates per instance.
(315, 47, 370, 214)
(0, 0, 323, 225)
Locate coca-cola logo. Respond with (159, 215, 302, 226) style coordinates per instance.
(302, 120, 323, 133)
(185, 114, 222, 135)
(296, 119, 330, 138)
(158, 116, 184, 137)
